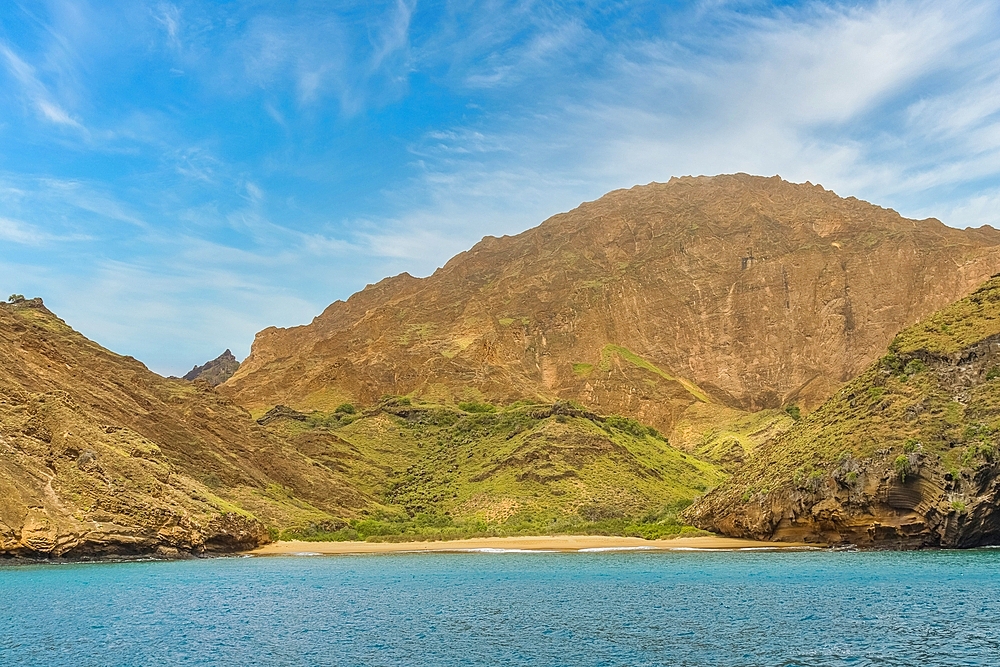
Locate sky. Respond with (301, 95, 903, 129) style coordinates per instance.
(2, 0, 1000, 376)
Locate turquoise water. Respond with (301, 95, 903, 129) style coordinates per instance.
(2, 549, 999, 666)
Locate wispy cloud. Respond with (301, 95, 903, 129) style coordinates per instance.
(0, 42, 84, 130)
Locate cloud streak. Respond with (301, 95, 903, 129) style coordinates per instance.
(0, 42, 84, 130)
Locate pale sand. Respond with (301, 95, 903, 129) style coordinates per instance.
(250, 534, 819, 556)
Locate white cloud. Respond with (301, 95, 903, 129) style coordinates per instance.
(0, 217, 46, 245)
(0, 42, 84, 130)
(383, 0, 1000, 248)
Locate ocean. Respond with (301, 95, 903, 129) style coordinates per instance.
(1, 549, 998, 666)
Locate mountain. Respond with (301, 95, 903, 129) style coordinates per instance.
(686, 277, 1000, 547)
(0, 298, 371, 558)
(223, 174, 1000, 442)
(182, 349, 240, 386)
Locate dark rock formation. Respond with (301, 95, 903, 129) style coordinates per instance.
(183, 349, 240, 386)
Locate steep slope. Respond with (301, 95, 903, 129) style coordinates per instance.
(182, 349, 240, 386)
(0, 299, 371, 557)
(224, 174, 1000, 437)
(686, 277, 1000, 547)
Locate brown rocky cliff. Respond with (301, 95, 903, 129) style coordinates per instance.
(223, 174, 1000, 434)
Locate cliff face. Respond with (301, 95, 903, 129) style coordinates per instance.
(223, 174, 1000, 435)
(686, 278, 1000, 548)
(0, 299, 369, 558)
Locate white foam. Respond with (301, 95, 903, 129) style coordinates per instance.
(577, 546, 657, 552)
(453, 548, 559, 553)
(288, 552, 324, 556)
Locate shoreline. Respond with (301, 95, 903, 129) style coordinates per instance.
(250, 534, 821, 556)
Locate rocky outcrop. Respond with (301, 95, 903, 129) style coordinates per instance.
(687, 278, 1000, 547)
(222, 174, 1000, 436)
(182, 349, 240, 386)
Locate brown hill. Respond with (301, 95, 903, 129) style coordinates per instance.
(0, 298, 370, 558)
(223, 174, 1000, 436)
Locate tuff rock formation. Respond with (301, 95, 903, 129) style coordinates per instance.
(0, 298, 368, 558)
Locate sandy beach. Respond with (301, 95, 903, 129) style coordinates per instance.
(250, 534, 818, 556)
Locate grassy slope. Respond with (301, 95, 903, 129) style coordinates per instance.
(692, 277, 1000, 511)
(265, 400, 726, 541)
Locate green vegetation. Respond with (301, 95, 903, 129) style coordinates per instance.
(263, 399, 725, 541)
(457, 401, 496, 414)
(571, 362, 594, 377)
(277, 500, 707, 542)
(892, 277, 1000, 355)
(784, 405, 801, 421)
(599, 344, 711, 403)
(893, 455, 912, 482)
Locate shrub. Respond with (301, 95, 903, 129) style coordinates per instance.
(603, 415, 651, 438)
(903, 439, 919, 454)
(987, 367, 1000, 381)
(784, 405, 802, 421)
(458, 401, 496, 413)
(7, 294, 25, 303)
(335, 403, 356, 414)
(903, 359, 926, 375)
(951, 500, 967, 514)
(894, 455, 912, 482)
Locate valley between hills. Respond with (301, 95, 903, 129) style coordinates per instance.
(4, 173, 1000, 557)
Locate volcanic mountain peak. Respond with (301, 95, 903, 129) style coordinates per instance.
(223, 174, 1000, 439)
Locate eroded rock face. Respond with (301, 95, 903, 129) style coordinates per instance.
(223, 174, 1000, 435)
(690, 453, 1000, 548)
(687, 280, 1000, 548)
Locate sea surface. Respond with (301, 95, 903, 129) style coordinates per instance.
(2, 548, 999, 666)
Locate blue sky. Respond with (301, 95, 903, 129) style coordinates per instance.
(2, 0, 1000, 375)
